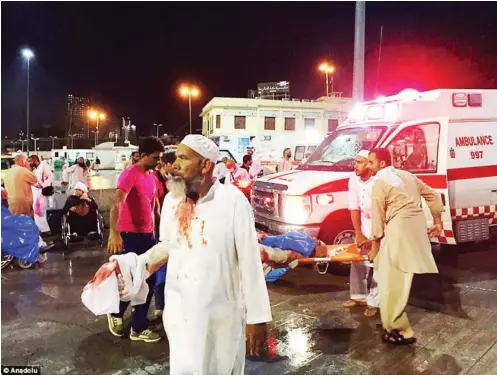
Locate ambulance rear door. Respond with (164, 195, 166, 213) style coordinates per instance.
(381, 116, 456, 244)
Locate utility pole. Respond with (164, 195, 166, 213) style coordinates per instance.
(352, 1, 366, 103)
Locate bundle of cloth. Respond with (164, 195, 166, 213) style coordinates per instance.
(82, 231, 316, 315)
(1, 201, 40, 264)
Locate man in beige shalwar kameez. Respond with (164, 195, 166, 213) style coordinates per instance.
(367, 148, 444, 345)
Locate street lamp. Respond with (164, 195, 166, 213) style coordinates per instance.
(179, 85, 200, 134)
(318, 62, 335, 97)
(21, 48, 34, 155)
(89, 110, 106, 146)
(153, 123, 163, 138)
(49, 136, 58, 150)
(30, 136, 39, 154)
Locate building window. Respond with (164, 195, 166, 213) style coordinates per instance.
(304, 118, 315, 128)
(234, 116, 246, 129)
(264, 117, 276, 130)
(387, 123, 440, 173)
(216, 115, 221, 128)
(328, 119, 339, 133)
(284, 117, 295, 131)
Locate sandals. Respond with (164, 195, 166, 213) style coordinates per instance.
(343, 300, 367, 308)
(364, 306, 378, 317)
(381, 330, 416, 346)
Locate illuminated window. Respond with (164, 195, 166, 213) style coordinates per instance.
(216, 115, 221, 128)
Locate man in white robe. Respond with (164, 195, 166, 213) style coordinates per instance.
(28, 155, 54, 235)
(247, 147, 262, 179)
(343, 150, 379, 317)
(143, 134, 272, 375)
(62, 156, 89, 195)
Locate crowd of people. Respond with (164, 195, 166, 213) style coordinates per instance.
(2, 134, 444, 373)
(92, 134, 444, 375)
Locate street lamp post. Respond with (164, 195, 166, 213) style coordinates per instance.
(49, 136, 58, 150)
(22, 48, 34, 155)
(153, 123, 163, 138)
(318, 62, 335, 97)
(179, 85, 200, 134)
(89, 110, 106, 146)
(31, 136, 39, 153)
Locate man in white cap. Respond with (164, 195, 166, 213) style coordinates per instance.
(143, 134, 272, 375)
(343, 150, 379, 317)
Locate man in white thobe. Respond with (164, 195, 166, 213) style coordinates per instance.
(343, 150, 379, 317)
(62, 156, 89, 194)
(225, 161, 251, 186)
(28, 155, 54, 235)
(247, 147, 262, 179)
(213, 156, 229, 183)
(143, 135, 272, 375)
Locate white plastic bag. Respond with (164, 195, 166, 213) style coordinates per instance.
(81, 260, 120, 316)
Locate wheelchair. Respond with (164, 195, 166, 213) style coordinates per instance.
(61, 209, 105, 257)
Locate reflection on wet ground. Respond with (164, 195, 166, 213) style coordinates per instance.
(2, 240, 497, 374)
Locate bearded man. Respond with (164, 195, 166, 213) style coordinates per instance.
(144, 134, 272, 375)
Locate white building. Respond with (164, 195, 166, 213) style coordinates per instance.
(201, 94, 352, 138)
(201, 94, 353, 172)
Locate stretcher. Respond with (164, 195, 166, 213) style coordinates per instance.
(297, 243, 370, 274)
(259, 232, 370, 275)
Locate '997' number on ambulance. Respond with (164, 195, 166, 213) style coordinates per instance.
(470, 151, 483, 159)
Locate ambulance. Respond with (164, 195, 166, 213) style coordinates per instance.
(252, 89, 497, 248)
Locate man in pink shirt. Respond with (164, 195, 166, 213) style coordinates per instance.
(107, 137, 164, 343)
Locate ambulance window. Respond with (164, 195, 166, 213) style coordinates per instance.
(387, 123, 440, 173)
(294, 146, 306, 161)
(307, 145, 317, 154)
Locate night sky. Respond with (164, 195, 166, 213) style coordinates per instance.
(2, 2, 496, 138)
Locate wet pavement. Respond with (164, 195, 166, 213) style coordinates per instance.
(2, 239, 497, 375)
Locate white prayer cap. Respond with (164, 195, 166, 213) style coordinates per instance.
(74, 182, 88, 193)
(181, 134, 219, 164)
(356, 150, 370, 160)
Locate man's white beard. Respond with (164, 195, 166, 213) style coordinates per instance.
(168, 179, 187, 199)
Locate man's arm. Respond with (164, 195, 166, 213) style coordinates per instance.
(62, 164, 77, 182)
(369, 180, 388, 262)
(233, 192, 271, 356)
(347, 178, 366, 245)
(414, 175, 444, 236)
(107, 189, 128, 254)
(24, 169, 39, 187)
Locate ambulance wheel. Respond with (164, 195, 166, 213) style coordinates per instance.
(319, 213, 355, 276)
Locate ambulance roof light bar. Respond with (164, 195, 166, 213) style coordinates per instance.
(452, 92, 482, 107)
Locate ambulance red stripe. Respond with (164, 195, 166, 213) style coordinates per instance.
(447, 165, 497, 181)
